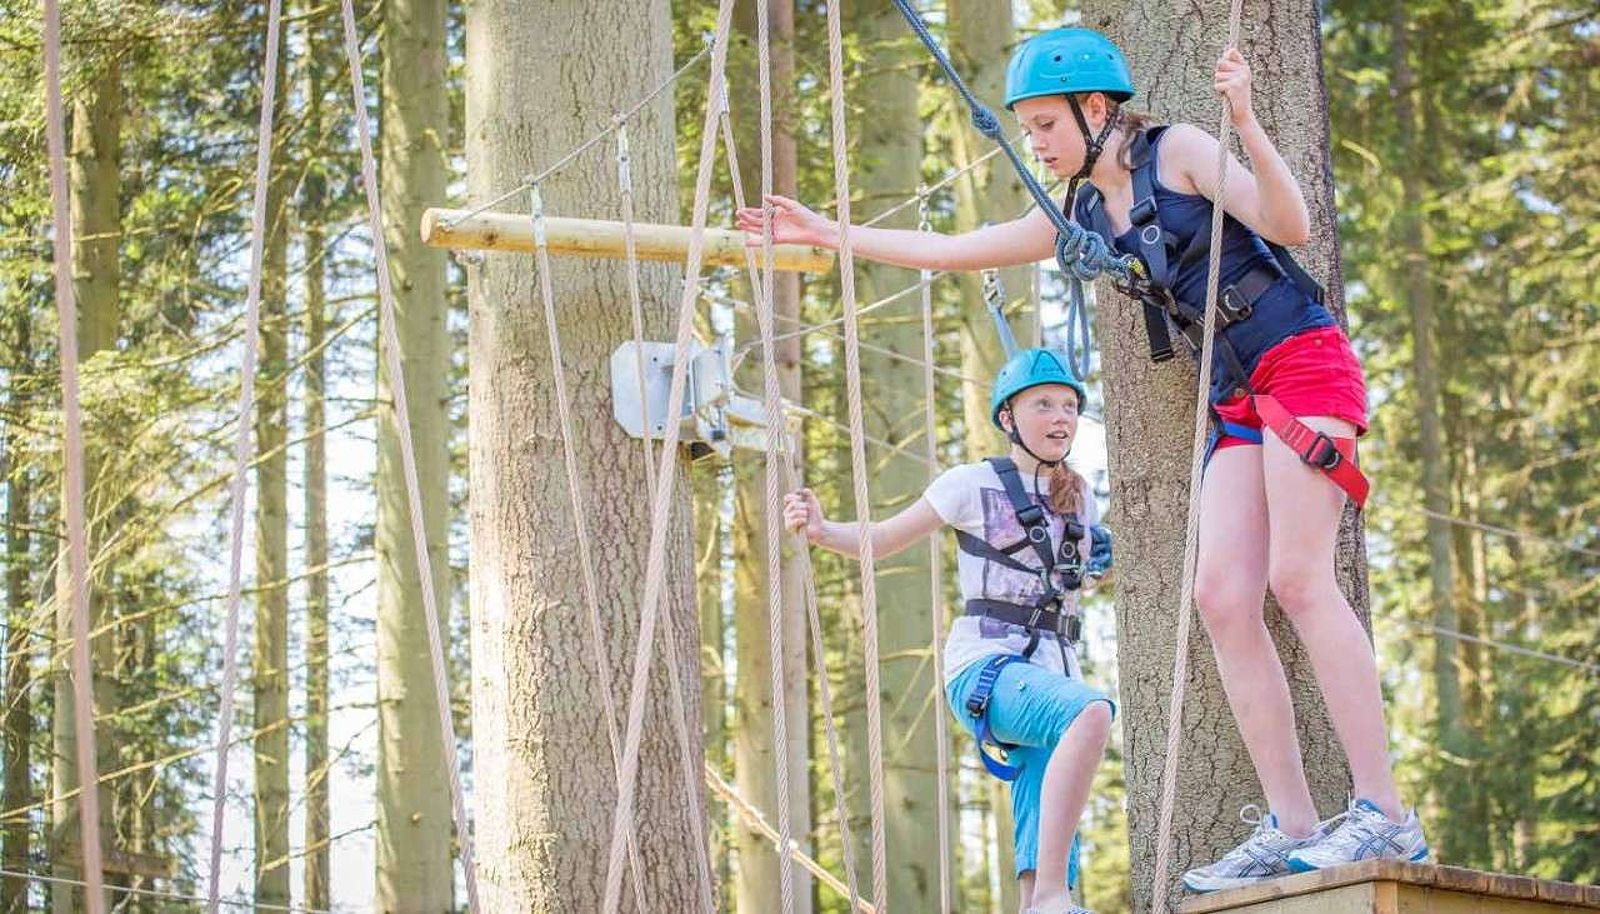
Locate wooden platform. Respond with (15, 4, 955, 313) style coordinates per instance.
(1178, 860, 1600, 914)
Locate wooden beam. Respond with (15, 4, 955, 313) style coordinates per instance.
(1178, 861, 1600, 914)
(420, 207, 834, 273)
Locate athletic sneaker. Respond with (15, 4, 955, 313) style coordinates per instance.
(1182, 804, 1328, 892)
(1287, 799, 1429, 872)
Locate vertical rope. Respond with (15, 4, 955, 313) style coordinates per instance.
(822, 2, 890, 908)
(1148, 2, 1247, 910)
(599, 1, 737, 907)
(526, 185, 653, 906)
(754, 2, 799, 909)
(334, 2, 479, 909)
(616, 124, 659, 509)
(917, 187, 954, 914)
(203, 0, 282, 907)
(41, 1, 106, 910)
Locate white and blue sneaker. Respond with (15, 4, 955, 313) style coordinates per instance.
(1286, 799, 1429, 873)
(1182, 805, 1330, 892)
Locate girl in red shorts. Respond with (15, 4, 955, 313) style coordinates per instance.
(740, 26, 1426, 903)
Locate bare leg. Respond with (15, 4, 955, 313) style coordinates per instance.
(1027, 701, 1112, 913)
(1263, 417, 1403, 819)
(1193, 445, 1319, 836)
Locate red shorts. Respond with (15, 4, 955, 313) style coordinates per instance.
(1213, 325, 1368, 451)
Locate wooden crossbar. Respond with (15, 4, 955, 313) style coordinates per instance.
(420, 207, 834, 273)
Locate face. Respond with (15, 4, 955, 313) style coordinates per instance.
(1001, 383, 1081, 461)
(1014, 94, 1109, 179)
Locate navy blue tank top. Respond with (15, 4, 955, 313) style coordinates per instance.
(1073, 126, 1333, 402)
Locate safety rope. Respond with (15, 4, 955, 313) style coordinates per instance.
(526, 184, 651, 905)
(888, 0, 1139, 379)
(41, 0, 107, 909)
(1149, 2, 1247, 910)
(599, 0, 737, 908)
(823, 2, 890, 908)
(335, 0, 478, 908)
(918, 186, 954, 913)
(749, 3, 800, 907)
(203, 0, 282, 907)
(616, 124, 659, 507)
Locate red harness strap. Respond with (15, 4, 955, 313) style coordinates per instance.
(1253, 393, 1369, 508)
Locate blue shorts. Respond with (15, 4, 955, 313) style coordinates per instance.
(946, 656, 1115, 888)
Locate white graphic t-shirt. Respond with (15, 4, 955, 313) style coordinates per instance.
(923, 460, 1097, 685)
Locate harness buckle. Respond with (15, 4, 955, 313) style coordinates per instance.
(1219, 284, 1255, 322)
(1130, 196, 1159, 227)
(965, 691, 991, 719)
(1015, 503, 1045, 529)
(1302, 432, 1343, 471)
(1065, 613, 1083, 644)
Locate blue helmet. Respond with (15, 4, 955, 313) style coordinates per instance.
(990, 348, 1087, 429)
(1004, 28, 1135, 109)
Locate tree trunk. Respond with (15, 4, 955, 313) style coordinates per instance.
(51, 54, 122, 914)
(2, 313, 35, 914)
(301, 4, 332, 905)
(950, 0, 1035, 457)
(464, 1, 706, 909)
(848, 2, 941, 908)
(1077, 3, 1361, 907)
(252, 26, 292, 908)
(375, 0, 455, 906)
(729, 2, 813, 910)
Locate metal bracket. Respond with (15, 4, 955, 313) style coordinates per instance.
(611, 337, 797, 460)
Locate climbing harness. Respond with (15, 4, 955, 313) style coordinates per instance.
(956, 457, 1088, 781)
(1073, 127, 1370, 507)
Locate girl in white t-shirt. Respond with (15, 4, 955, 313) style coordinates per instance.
(784, 347, 1114, 914)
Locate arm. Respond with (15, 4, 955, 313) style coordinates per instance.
(736, 194, 1058, 272)
(1165, 50, 1312, 246)
(783, 487, 946, 560)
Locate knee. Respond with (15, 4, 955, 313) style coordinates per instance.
(1267, 560, 1334, 619)
(1195, 567, 1262, 642)
(1069, 700, 1113, 748)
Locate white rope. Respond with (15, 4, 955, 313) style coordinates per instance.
(203, 0, 282, 907)
(822, 2, 889, 907)
(1149, 3, 1247, 910)
(335, 1, 478, 909)
(41, 0, 106, 908)
(918, 186, 954, 913)
(616, 125, 660, 508)
(599, 1, 737, 907)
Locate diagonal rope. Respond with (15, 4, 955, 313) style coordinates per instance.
(41, 0, 106, 909)
(1149, 2, 1247, 910)
(599, 0, 737, 907)
(616, 125, 659, 508)
(204, 0, 282, 907)
(918, 187, 954, 914)
(335, 0, 478, 908)
(526, 183, 651, 905)
(823, 1, 889, 908)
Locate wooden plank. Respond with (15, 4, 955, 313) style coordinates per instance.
(1180, 862, 1600, 913)
(419, 207, 836, 273)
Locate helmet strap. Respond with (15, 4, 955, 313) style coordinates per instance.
(1002, 402, 1064, 469)
(1066, 94, 1120, 184)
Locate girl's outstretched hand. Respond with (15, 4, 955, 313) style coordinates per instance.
(782, 487, 826, 542)
(1213, 47, 1255, 126)
(735, 194, 834, 248)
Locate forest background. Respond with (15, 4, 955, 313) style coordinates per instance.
(0, 0, 1595, 911)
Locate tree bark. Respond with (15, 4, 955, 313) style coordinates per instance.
(252, 24, 292, 908)
(51, 53, 122, 914)
(465, 1, 705, 909)
(374, 0, 455, 906)
(1077, 3, 1362, 907)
